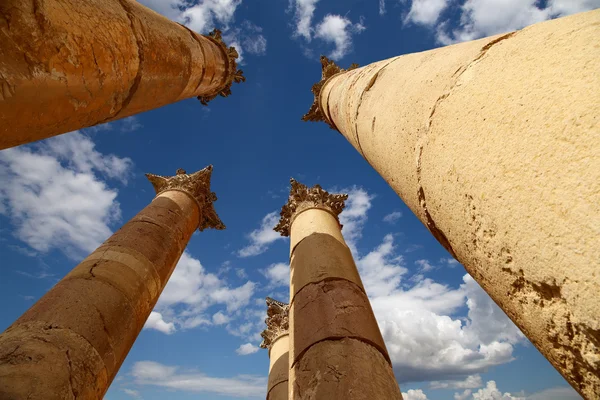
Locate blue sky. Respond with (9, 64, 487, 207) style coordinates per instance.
(1, 1, 598, 399)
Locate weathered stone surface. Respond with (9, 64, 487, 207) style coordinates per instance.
(0, 322, 108, 400)
(313, 10, 600, 398)
(290, 279, 389, 366)
(268, 381, 289, 400)
(291, 338, 402, 400)
(14, 277, 138, 379)
(268, 351, 289, 393)
(0, 0, 243, 150)
(290, 233, 364, 301)
(289, 208, 347, 255)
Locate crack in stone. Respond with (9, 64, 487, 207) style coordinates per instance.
(65, 349, 77, 399)
(414, 32, 518, 259)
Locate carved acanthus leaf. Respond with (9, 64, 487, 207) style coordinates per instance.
(260, 297, 290, 350)
(145, 166, 225, 231)
(198, 29, 246, 106)
(274, 178, 348, 237)
(302, 56, 359, 128)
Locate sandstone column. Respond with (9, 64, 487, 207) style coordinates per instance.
(260, 298, 290, 400)
(275, 179, 403, 400)
(0, 166, 224, 399)
(0, 0, 245, 150)
(303, 10, 600, 399)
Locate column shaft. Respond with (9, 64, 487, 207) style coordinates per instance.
(309, 10, 600, 399)
(277, 181, 403, 400)
(268, 335, 289, 400)
(0, 0, 244, 150)
(0, 167, 223, 399)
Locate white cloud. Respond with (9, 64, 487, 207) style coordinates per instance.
(415, 259, 435, 273)
(236, 343, 259, 355)
(290, 0, 320, 40)
(442, 257, 460, 267)
(120, 116, 143, 132)
(315, 14, 366, 60)
(405, 0, 450, 25)
(339, 186, 375, 254)
(261, 263, 289, 287)
(431, 374, 483, 389)
(436, 0, 600, 45)
(380, 0, 387, 15)
(238, 211, 286, 257)
(150, 252, 256, 333)
(144, 311, 176, 334)
(0, 131, 130, 259)
(212, 311, 230, 325)
(131, 361, 266, 397)
(454, 383, 582, 400)
(471, 380, 524, 400)
(122, 388, 142, 399)
(383, 211, 403, 224)
(357, 234, 407, 298)
(402, 389, 429, 400)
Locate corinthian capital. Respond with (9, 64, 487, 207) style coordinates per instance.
(145, 166, 225, 231)
(274, 178, 348, 237)
(260, 297, 290, 350)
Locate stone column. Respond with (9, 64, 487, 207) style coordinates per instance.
(303, 10, 599, 399)
(0, 167, 224, 399)
(275, 179, 403, 400)
(260, 298, 290, 400)
(0, 0, 245, 150)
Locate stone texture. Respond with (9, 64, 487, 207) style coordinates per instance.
(0, 0, 243, 150)
(0, 322, 108, 400)
(268, 381, 289, 400)
(289, 208, 347, 255)
(290, 233, 364, 301)
(291, 338, 402, 400)
(290, 279, 389, 367)
(268, 351, 289, 393)
(313, 10, 600, 398)
(0, 168, 223, 398)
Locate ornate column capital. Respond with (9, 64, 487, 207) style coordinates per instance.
(302, 56, 358, 129)
(274, 178, 348, 237)
(145, 166, 225, 231)
(260, 297, 290, 350)
(197, 29, 246, 106)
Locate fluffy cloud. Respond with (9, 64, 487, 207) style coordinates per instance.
(144, 312, 176, 335)
(471, 380, 524, 400)
(238, 211, 286, 257)
(290, 0, 320, 40)
(453, 382, 582, 400)
(131, 361, 266, 397)
(383, 211, 403, 224)
(402, 389, 429, 400)
(0, 131, 131, 259)
(262, 262, 290, 287)
(236, 343, 259, 355)
(122, 388, 142, 399)
(315, 14, 366, 60)
(144, 252, 256, 333)
(339, 186, 375, 254)
(432, 0, 600, 45)
(289, 1, 365, 59)
(405, 0, 450, 25)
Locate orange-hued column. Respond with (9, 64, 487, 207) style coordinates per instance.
(303, 10, 600, 399)
(0, 167, 225, 399)
(260, 298, 290, 400)
(275, 179, 403, 400)
(0, 0, 245, 150)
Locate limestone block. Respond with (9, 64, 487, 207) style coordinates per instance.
(290, 208, 346, 255)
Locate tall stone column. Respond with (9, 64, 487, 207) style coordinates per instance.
(260, 298, 290, 400)
(303, 10, 599, 399)
(275, 179, 403, 400)
(0, 0, 245, 150)
(0, 167, 224, 399)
